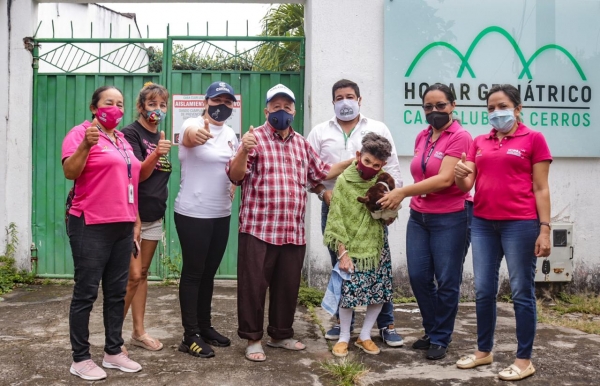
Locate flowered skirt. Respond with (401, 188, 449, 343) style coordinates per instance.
(340, 236, 393, 308)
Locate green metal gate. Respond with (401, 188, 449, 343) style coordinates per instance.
(32, 30, 304, 279)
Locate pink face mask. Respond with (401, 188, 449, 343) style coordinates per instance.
(357, 158, 379, 180)
(96, 106, 124, 129)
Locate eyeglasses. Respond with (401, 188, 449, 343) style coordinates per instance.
(422, 102, 449, 112)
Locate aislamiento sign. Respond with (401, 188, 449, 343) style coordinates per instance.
(384, 0, 599, 157)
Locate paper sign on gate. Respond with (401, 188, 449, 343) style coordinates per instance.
(171, 94, 242, 145)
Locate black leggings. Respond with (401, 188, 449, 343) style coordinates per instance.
(174, 213, 231, 336)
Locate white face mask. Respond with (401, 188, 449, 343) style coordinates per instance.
(489, 108, 516, 133)
(334, 99, 360, 121)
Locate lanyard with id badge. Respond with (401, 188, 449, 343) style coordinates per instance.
(97, 125, 134, 204)
(420, 130, 437, 198)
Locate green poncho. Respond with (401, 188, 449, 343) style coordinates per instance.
(323, 161, 384, 272)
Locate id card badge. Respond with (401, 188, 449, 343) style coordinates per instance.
(128, 183, 134, 204)
(340, 149, 354, 162)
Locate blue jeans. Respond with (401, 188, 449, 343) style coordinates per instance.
(321, 201, 395, 329)
(68, 214, 133, 362)
(471, 217, 539, 359)
(406, 202, 471, 347)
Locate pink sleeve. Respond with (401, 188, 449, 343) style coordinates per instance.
(445, 130, 473, 158)
(531, 132, 552, 164)
(466, 136, 480, 162)
(61, 126, 85, 161)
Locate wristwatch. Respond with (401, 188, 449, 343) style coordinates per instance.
(540, 222, 551, 230)
(317, 190, 326, 201)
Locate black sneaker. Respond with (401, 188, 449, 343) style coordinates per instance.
(426, 344, 447, 360)
(412, 334, 430, 350)
(200, 327, 231, 347)
(178, 334, 215, 358)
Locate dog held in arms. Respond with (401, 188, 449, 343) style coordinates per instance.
(357, 172, 400, 220)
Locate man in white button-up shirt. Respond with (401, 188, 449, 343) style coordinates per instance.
(307, 79, 404, 348)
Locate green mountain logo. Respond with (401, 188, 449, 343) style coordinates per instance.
(405, 26, 586, 80)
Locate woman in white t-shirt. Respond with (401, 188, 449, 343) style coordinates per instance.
(173, 81, 239, 358)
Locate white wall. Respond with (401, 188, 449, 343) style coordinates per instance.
(37, 4, 145, 73)
(0, 0, 8, 251)
(304, 0, 600, 289)
(0, 0, 38, 269)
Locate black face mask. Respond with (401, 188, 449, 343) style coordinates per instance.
(208, 104, 233, 122)
(426, 111, 451, 130)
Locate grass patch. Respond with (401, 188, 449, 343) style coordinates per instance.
(392, 296, 416, 304)
(320, 357, 370, 386)
(298, 279, 325, 308)
(537, 293, 600, 335)
(160, 253, 182, 287)
(551, 292, 600, 315)
(0, 223, 34, 295)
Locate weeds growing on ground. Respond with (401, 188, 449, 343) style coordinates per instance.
(298, 279, 325, 307)
(537, 293, 600, 335)
(320, 357, 370, 386)
(0, 223, 34, 295)
(161, 253, 182, 287)
(392, 296, 417, 304)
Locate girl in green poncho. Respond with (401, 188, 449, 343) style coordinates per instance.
(324, 133, 395, 357)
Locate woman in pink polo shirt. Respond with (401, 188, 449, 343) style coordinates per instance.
(62, 86, 142, 381)
(453, 84, 551, 381)
(379, 83, 473, 361)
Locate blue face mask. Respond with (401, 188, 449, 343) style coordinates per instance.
(267, 109, 294, 130)
(489, 109, 516, 133)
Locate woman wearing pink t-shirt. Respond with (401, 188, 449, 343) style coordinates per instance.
(62, 86, 142, 381)
(454, 84, 552, 381)
(379, 83, 473, 361)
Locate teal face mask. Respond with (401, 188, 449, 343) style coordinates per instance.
(146, 109, 166, 124)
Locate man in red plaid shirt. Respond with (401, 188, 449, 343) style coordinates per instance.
(227, 84, 351, 362)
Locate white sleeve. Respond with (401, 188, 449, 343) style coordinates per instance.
(181, 117, 200, 136)
(306, 125, 321, 155)
(381, 123, 403, 188)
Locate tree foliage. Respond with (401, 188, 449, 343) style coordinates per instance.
(146, 4, 304, 73)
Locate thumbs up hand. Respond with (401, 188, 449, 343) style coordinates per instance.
(454, 152, 473, 179)
(154, 130, 172, 156)
(193, 119, 214, 146)
(83, 121, 100, 149)
(242, 125, 257, 152)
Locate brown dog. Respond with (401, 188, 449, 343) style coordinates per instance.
(357, 172, 396, 215)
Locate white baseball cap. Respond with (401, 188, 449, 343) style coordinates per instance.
(265, 84, 295, 104)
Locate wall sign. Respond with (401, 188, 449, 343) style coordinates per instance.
(384, 0, 599, 157)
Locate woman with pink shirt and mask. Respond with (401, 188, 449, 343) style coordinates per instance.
(62, 86, 143, 381)
(379, 83, 473, 361)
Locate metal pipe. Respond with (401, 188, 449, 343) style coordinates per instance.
(31, 39, 40, 275)
(33, 21, 42, 38)
(35, 38, 166, 43)
(33, 36, 301, 43)
(30, 244, 38, 276)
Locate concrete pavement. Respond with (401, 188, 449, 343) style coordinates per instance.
(0, 281, 599, 385)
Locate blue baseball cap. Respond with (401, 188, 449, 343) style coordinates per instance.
(205, 81, 237, 101)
